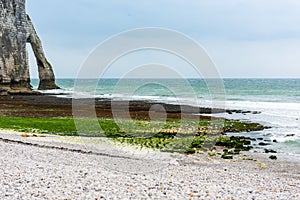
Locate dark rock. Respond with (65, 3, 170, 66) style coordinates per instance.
(216, 136, 254, 152)
(257, 138, 264, 140)
(285, 134, 295, 137)
(264, 149, 277, 153)
(252, 111, 261, 114)
(273, 140, 278, 143)
(242, 111, 251, 114)
(258, 142, 270, 146)
(0, 0, 59, 92)
(269, 155, 277, 160)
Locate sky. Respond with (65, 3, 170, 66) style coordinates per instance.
(26, 0, 300, 79)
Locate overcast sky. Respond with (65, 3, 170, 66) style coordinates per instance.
(26, 0, 300, 78)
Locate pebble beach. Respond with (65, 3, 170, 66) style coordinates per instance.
(0, 130, 299, 199)
(1, 0, 300, 199)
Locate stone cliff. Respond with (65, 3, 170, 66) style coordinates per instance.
(0, 0, 59, 94)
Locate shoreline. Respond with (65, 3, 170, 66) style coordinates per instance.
(0, 94, 271, 154)
(0, 94, 290, 155)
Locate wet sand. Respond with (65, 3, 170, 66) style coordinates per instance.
(0, 94, 224, 119)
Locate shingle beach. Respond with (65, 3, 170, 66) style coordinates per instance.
(0, 130, 299, 199)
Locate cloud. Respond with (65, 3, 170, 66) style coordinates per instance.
(26, 0, 300, 78)
(205, 38, 300, 78)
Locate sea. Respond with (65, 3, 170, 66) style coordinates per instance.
(31, 78, 300, 157)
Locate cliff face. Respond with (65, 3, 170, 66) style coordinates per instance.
(0, 0, 59, 93)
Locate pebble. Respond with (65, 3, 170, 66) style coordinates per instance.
(0, 131, 299, 199)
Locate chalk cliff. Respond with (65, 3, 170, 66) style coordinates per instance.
(0, 0, 59, 93)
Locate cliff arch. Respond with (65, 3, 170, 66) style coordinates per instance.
(0, 0, 59, 94)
